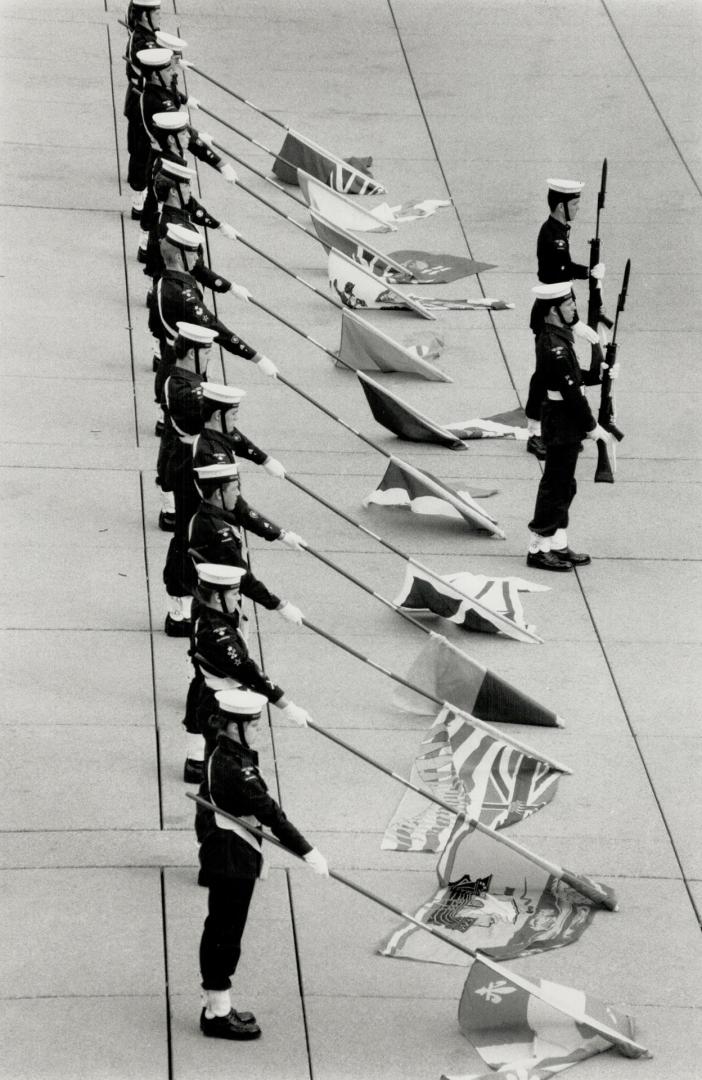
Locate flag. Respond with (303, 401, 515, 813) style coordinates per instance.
(382, 707, 561, 854)
(370, 197, 452, 224)
(298, 169, 396, 232)
(447, 408, 529, 441)
(443, 960, 648, 1080)
(392, 635, 563, 728)
(356, 372, 466, 448)
(364, 458, 503, 535)
(337, 310, 451, 382)
(394, 566, 546, 639)
(310, 211, 412, 280)
(328, 249, 436, 319)
(409, 295, 515, 311)
(379, 818, 597, 964)
(389, 250, 496, 283)
(272, 130, 383, 193)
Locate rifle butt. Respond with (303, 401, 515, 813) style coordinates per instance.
(595, 440, 615, 484)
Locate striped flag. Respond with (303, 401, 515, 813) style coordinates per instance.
(337, 310, 451, 382)
(356, 372, 466, 448)
(379, 818, 597, 965)
(442, 960, 647, 1080)
(382, 707, 561, 853)
(272, 130, 383, 193)
(392, 634, 564, 728)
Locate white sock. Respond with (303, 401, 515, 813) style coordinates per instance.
(552, 529, 567, 550)
(528, 531, 550, 554)
(138, 229, 149, 251)
(161, 490, 175, 513)
(186, 733, 205, 762)
(181, 596, 193, 620)
(169, 597, 184, 621)
(131, 189, 146, 210)
(205, 989, 231, 1018)
(527, 419, 541, 436)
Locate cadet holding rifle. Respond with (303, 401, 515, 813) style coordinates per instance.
(594, 260, 630, 484)
(526, 282, 618, 572)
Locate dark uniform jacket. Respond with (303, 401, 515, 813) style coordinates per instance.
(141, 82, 223, 171)
(145, 202, 225, 285)
(534, 324, 599, 441)
(536, 216, 588, 283)
(194, 426, 268, 469)
(189, 500, 283, 569)
(193, 605, 285, 703)
(164, 366, 204, 436)
(153, 269, 258, 360)
(197, 734, 312, 883)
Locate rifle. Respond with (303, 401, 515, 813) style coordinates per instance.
(595, 258, 630, 483)
(587, 159, 612, 380)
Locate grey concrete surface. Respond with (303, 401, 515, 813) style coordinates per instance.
(1, 1, 700, 1078)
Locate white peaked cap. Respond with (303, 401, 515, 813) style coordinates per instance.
(201, 383, 247, 405)
(175, 320, 217, 344)
(165, 223, 201, 250)
(155, 31, 188, 51)
(532, 282, 573, 300)
(216, 689, 268, 715)
(195, 462, 239, 480)
(136, 47, 172, 69)
(196, 563, 246, 587)
(546, 178, 585, 195)
(153, 110, 189, 131)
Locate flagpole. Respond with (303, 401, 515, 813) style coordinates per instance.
(296, 611, 571, 772)
(187, 796, 641, 1044)
(229, 232, 341, 310)
(297, 539, 562, 728)
(186, 65, 289, 131)
(280, 472, 531, 639)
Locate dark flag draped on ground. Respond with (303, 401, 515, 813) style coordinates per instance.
(337, 310, 450, 381)
(364, 458, 502, 532)
(379, 817, 598, 964)
(357, 372, 467, 448)
(446, 407, 529, 441)
(441, 960, 647, 1080)
(389, 250, 496, 283)
(392, 634, 563, 727)
(382, 707, 562, 854)
(272, 129, 383, 193)
(328, 249, 436, 318)
(393, 567, 547, 639)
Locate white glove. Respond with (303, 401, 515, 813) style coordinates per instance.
(220, 163, 238, 185)
(278, 701, 311, 727)
(187, 96, 200, 110)
(572, 320, 600, 345)
(600, 360, 620, 381)
(256, 354, 279, 379)
(280, 530, 306, 551)
(590, 262, 605, 281)
(198, 130, 213, 147)
(229, 282, 251, 304)
(263, 456, 286, 479)
(587, 423, 612, 442)
(179, 58, 194, 69)
(303, 848, 329, 876)
(219, 222, 239, 242)
(278, 601, 303, 626)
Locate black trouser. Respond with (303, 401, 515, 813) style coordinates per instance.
(200, 877, 257, 990)
(163, 444, 199, 597)
(528, 403, 581, 537)
(125, 89, 151, 192)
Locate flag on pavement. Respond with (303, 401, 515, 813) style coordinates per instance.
(363, 458, 502, 534)
(356, 372, 467, 448)
(394, 566, 547, 638)
(411, 295, 515, 311)
(389, 250, 496, 283)
(310, 211, 412, 279)
(382, 707, 561, 855)
(370, 198, 452, 224)
(272, 130, 383, 193)
(298, 170, 396, 232)
(328, 249, 436, 319)
(392, 634, 563, 728)
(442, 959, 647, 1080)
(447, 408, 529, 440)
(379, 817, 596, 964)
(337, 310, 451, 382)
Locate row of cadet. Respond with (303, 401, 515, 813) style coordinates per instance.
(123, 0, 331, 1044)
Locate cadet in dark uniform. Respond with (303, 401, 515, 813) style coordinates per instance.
(196, 687, 328, 1040)
(527, 282, 614, 571)
(526, 179, 605, 459)
(123, 0, 161, 217)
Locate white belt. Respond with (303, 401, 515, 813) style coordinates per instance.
(546, 390, 564, 401)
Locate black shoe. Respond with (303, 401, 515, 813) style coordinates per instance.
(552, 547, 591, 566)
(155, 419, 165, 436)
(158, 509, 176, 532)
(183, 758, 205, 784)
(146, 290, 154, 310)
(200, 1008, 261, 1041)
(151, 352, 160, 373)
(165, 613, 191, 637)
(526, 551, 573, 572)
(526, 435, 547, 460)
(131, 207, 142, 222)
(137, 247, 148, 264)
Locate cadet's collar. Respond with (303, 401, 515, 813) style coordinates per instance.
(165, 268, 197, 286)
(198, 500, 240, 524)
(549, 322, 574, 344)
(172, 364, 201, 381)
(217, 731, 258, 765)
(550, 216, 570, 237)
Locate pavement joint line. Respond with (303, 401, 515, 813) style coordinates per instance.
(285, 868, 316, 1080)
(119, 211, 141, 447)
(105, 22, 122, 196)
(600, 0, 702, 201)
(159, 867, 175, 1080)
(138, 470, 166, 832)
